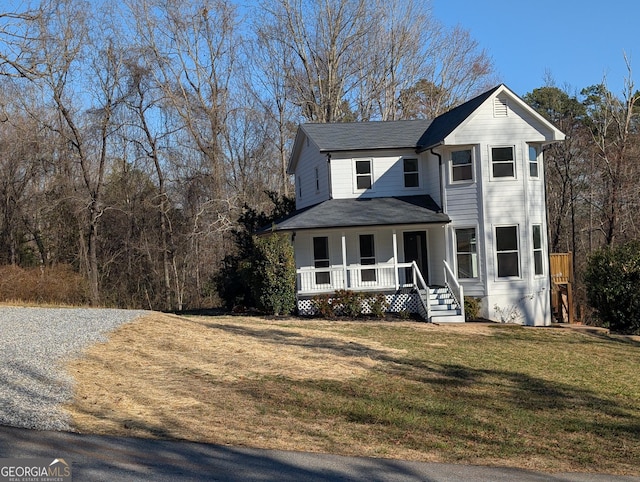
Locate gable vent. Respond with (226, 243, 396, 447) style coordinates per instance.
(493, 97, 508, 117)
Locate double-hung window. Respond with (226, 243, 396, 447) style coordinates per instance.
(403, 158, 419, 188)
(532, 224, 544, 275)
(313, 236, 330, 285)
(355, 159, 372, 190)
(529, 146, 539, 178)
(451, 149, 473, 182)
(455, 228, 478, 278)
(359, 234, 376, 282)
(496, 226, 520, 278)
(491, 146, 515, 178)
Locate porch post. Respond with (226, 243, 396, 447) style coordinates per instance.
(341, 232, 347, 289)
(392, 229, 399, 290)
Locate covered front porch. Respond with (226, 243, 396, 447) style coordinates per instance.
(293, 227, 464, 322)
(259, 195, 465, 322)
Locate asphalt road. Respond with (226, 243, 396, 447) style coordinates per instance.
(1, 425, 638, 482)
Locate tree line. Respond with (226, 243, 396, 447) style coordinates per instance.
(0, 0, 495, 310)
(0, 1, 637, 321)
(524, 66, 640, 322)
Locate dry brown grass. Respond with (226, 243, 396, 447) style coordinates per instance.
(65, 313, 409, 452)
(64, 313, 640, 475)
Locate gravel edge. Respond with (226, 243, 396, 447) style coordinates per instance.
(0, 307, 149, 431)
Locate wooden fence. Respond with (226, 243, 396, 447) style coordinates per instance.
(550, 253, 574, 323)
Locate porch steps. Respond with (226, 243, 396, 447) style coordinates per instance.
(425, 287, 465, 323)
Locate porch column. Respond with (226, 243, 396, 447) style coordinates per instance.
(392, 229, 399, 290)
(341, 232, 347, 289)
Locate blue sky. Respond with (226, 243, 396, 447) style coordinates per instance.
(432, 0, 638, 97)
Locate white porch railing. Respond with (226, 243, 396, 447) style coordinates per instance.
(297, 261, 432, 318)
(443, 260, 464, 318)
(297, 262, 418, 293)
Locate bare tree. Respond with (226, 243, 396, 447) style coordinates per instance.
(256, 0, 371, 123)
(582, 60, 640, 247)
(255, 0, 497, 123)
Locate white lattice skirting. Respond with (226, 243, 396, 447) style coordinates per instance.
(298, 292, 427, 319)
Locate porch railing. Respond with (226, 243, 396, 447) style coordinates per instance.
(443, 260, 464, 316)
(297, 262, 422, 294)
(297, 261, 432, 318)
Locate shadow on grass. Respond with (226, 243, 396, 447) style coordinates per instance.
(205, 322, 396, 360)
(60, 315, 640, 474)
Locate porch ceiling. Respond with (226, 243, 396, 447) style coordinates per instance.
(257, 195, 450, 233)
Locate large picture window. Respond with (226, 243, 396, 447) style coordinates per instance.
(492, 146, 515, 178)
(455, 228, 478, 278)
(355, 159, 372, 190)
(451, 149, 473, 182)
(496, 226, 520, 278)
(359, 234, 376, 282)
(313, 236, 330, 285)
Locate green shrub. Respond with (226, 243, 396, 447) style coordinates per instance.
(333, 289, 364, 318)
(584, 241, 640, 334)
(214, 191, 295, 312)
(464, 296, 482, 321)
(311, 294, 336, 318)
(251, 234, 296, 316)
(369, 293, 389, 319)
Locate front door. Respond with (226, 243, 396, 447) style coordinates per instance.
(403, 231, 428, 285)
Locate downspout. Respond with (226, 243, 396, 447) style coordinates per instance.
(429, 147, 444, 213)
(326, 152, 333, 199)
(541, 143, 554, 325)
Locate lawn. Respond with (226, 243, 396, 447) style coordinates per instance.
(65, 314, 640, 475)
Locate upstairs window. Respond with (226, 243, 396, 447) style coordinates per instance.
(451, 149, 473, 182)
(529, 146, 540, 178)
(491, 146, 515, 178)
(496, 226, 520, 278)
(403, 158, 419, 188)
(315, 166, 320, 191)
(355, 159, 372, 190)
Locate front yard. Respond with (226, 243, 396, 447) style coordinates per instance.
(65, 314, 640, 475)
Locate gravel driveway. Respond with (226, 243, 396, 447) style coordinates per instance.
(0, 306, 148, 431)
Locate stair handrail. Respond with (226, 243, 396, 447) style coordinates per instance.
(443, 260, 465, 320)
(411, 261, 431, 320)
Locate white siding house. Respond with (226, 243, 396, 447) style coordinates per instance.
(261, 85, 565, 325)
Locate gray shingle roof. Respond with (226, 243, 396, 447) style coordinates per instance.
(301, 119, 432, 152)
(416, 85, 502, 151)
(298, 85, 504, 154)
(257, 195, 450, 234)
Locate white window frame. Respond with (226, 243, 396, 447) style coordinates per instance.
(532, 224, 544, 276)
(450, 148, 474, 184)
(455, 227, 478, 279)
(315, 166, 320, 192)
(353, 158, 374, 192)
(358, 233, 377, 283)
(491, 145, 516, 180)
(495, 225, 521, 279)
(402, 157, 420, 188)
(313, 236, 331, 285)
(529, 145, 540, 179)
